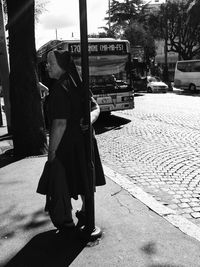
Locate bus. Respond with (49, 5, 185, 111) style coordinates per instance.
(37, 38, 134, 113)
(174, 60, 200, 91)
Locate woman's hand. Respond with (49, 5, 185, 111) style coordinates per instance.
(38, 82, 49, 100)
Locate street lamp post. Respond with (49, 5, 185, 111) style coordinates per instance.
(163, 2, 169, 83)
(79, 0, 102, 241)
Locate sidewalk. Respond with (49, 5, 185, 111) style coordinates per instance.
(1, 125, 200, 266)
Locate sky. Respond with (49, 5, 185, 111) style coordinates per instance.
(35, 0, 110, 49)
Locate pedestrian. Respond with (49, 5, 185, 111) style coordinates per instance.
(37, 49, 106, 232)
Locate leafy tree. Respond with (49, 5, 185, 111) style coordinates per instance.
(35, 0, 48, 21)
(124, 22, 155, 60)
(6, 0, 47, 157)
(102, 0, 155, 63)
(101, 0, 155, 63)
(149, 0, 200, 60)
(105, 0, 148, 38)
(187, 0, 200, 26)
(88, 32, 115, 38)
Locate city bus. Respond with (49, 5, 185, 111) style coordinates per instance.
(174, 60, 200, 91)
(37, 38, 134, 113)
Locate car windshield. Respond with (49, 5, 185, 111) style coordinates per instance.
(148, 76, 160, 82)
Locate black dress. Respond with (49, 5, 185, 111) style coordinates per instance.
(47, 73, 105, 200)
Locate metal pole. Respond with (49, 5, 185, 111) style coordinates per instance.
(79, 0, 102, 240)
(55, 29, 58, 39)
(0, 0, 11, 132)
(108, 0, 111, 32)
(163, 4, 169, 83)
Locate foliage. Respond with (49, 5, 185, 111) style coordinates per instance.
(105, 0, 148, 38)
(187, 0, 200, 26)
(88, 31, 115, 38)
(148, 0, 200, 60)
(123, 21, 155, 59)
(102, 0, 155, 62)
(35, 0, 49, 22)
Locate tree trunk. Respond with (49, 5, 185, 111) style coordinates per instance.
(6, 0, 47, 157)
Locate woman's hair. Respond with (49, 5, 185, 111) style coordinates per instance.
(53, 50, 82, 88)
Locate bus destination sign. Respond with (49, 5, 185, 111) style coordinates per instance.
(69, 42, 127, 55)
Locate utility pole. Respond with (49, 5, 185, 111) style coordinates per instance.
(0, 0, 11, 132)
(79, 0, 102, 241)
(163, 3, 169, 83)
(178, 11, 182, 61)
(108, 0, 111, 32)
(55, 28, 58, 39)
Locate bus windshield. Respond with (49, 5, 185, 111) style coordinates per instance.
(74, 54, 128, 84)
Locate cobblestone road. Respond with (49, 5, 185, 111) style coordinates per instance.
(94, 91, 200, 226)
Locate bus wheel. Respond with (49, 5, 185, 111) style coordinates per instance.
(189, 84, 196, 92)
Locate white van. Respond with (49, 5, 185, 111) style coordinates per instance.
(174, 60, 200, 91)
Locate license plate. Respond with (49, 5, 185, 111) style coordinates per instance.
(102, 106, 110, 111)
(97, 97, 111, 104)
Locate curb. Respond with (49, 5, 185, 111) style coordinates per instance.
(1, 131, 200, 243)
(103, 164, 200, 243)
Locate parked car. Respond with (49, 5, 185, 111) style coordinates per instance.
(147, 76, 168, 93)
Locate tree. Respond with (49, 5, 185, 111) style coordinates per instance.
(6, 0, 47, 158)
(124, 22, 155, 60)
(149, 0, 200, 60)
(187, 0, 200, 26)
(104, 0, 148, 38)
(102, 0, 155, 62)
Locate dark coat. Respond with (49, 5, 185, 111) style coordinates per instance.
(36, 158, 72, 227)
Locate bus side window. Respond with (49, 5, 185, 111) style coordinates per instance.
(177, 62, 187, 72)
(191, 62, 200, 72)
(177, 62, 193, 72)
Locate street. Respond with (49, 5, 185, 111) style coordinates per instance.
(94, 90, 200, 227)
(2, 91, 200, 266)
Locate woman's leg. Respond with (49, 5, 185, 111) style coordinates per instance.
(75, 195, 86, 227)
(80, 194, 85, 212)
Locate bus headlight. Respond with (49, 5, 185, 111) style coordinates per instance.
(122, 96, 133, 101)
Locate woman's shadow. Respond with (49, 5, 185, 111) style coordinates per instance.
(4, 229, 88, 267)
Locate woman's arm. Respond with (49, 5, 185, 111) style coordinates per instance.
(80, 97, 100, 131)
(90, 96, 100, 124)
(48, 119, 67, 162)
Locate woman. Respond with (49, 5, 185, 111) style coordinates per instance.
(42, 49, 105, 230)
